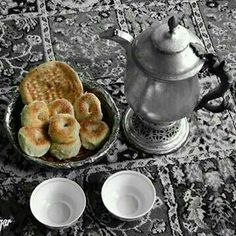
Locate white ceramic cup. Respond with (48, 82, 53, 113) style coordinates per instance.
(30, 178, 86, 229)
(101, 170, 156, 221)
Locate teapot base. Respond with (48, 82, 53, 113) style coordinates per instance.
(122, 108, 189, 154)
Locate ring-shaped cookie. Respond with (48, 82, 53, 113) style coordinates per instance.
(80, 120, 109, 150)
(50, 137, 81, 160)
(18, 126, 51, 157)
(48, 114, 80, 144)
(48, 98, 74, 117)
(21, 101, 49, 128)
(74, 93, 103, 122)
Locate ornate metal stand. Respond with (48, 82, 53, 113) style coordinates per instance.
(122, 108, 189, 154)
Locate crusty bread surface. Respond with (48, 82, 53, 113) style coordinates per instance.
(19, 61, 83, 104)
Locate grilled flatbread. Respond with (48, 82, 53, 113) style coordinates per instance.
(19, 61, 83, 104)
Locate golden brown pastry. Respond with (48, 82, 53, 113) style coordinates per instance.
(18, 126, 51, 157)
(21, 101, 49, 128)
(19, 61, 84, 104)
(74, 92, 103, 122)
(80, 120, 109, 150)
(48, 114, 80, 143)
(48, 98, 74, 117)
(50, 137, 81, 160)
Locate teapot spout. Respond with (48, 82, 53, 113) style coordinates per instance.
(99, 27, 133, 53)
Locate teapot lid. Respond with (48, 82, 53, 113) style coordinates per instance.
(132, 16, 205, 81)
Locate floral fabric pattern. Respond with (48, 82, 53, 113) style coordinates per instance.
(0, 0, 37, 17)
(0, 0, 236, 235)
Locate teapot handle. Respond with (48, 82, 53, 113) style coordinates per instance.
(190, 43, 234, 113)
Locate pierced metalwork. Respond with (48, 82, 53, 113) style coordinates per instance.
(122, 108, 189, 154)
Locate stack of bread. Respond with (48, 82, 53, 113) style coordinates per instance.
(18, 61, 110, 160)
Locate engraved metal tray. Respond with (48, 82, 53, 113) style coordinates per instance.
(4, 74, 120, 168)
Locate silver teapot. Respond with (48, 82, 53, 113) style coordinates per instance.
(100, 16, 233, 154)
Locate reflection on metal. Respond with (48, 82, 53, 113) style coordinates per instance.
(100, 16, 232, 155)
(123, 108, 189, 154)
(5, 77, 120, 169)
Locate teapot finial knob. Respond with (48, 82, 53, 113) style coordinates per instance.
(168, 16, 179, 34)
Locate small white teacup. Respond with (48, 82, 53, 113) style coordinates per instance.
(30, 178, 86, 229)
(101, 170, 156, 221)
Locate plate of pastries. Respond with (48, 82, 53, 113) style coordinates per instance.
(5, 61, 120, 168)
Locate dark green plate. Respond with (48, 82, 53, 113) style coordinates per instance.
(5, 74, 120, 168)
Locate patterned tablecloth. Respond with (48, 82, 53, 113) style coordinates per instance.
(0, 0, 236, 235)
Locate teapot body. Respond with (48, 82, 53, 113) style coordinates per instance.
(99, 17, 232, 123)
(125, 59, 200, 122)
(99, 16, 233, 154)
